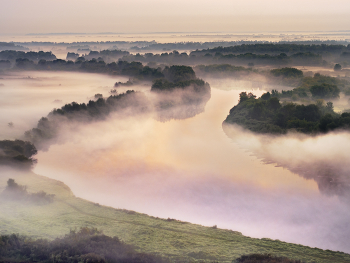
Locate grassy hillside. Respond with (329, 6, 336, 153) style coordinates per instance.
(1, 168, 350, 263)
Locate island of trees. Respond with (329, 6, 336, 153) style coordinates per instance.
(223, 91, 350, 134)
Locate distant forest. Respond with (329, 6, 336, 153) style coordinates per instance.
(3, 39, 350, 52)
(1, 42, 350, 70)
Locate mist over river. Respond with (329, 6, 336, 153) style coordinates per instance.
(1, 71, 350, 253)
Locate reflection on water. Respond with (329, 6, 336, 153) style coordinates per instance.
(25, 75, 350, 253)
(223, 123, 350, 201)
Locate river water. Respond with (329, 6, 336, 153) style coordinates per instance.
(1, 71, 349, 253)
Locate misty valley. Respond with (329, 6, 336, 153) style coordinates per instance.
(1, 40, 350, 263)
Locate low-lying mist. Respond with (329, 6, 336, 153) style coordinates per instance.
(23, 77, 348, 253)
(223, 123, 350, 198)
(0, 71, 128, 140)
(2, 72, 350, 253)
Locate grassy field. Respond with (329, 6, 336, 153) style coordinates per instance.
(1, 168, 350, 263)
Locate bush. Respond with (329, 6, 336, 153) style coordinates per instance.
(334, 63, 342, 71)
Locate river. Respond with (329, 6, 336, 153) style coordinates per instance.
(1, 70, 349, 253)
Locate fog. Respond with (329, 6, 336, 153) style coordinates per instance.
(1, 71, 350, 253)
(0, 71, 128, 140)
(223, 123, 350, 199)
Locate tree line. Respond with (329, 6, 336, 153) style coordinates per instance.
(191, 43, 350, 55)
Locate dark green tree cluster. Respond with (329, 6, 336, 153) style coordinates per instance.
(121, 48, 329, 67)
(0, 42, 28, 51)
(83, 50, 130, 61)
(0, 228, 168, 263)
(15, 58, 35, 69)
(309, 83, 340, 99)
(162, 65, 196, 82)
(121, 51, 323, 66)
(106, 61, 164, 79)
(144, 65, 211, 121)
(66, 52, 79, 60)
(151, 79, 206, 92)
(215, 52, 291, 65)
(0, 140, 37, 169)
(114, 80, 134, 87)
(150, 65, 209, 94)
(224, 92, 350, 134)
(129, 41, 272, 51)
(52, 90, 149, 118)
(17, 58, 165, 81)
(268, 67, 304, 87)
(270, 68, 303, 78)
(1, 179, 55, 204)
(270, 73, 348, 100)
(24, 91, 149, 150)
(0, 50, 56, 61)
(290, 52, 323, 65)
(334, 63, 342, 71)
(300, 73, 348, 90)
(319, 112, 350, 132)
(191, 43, 349, 55)
(122, 50, 191, 65)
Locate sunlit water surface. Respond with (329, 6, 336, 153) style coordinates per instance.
(1, 71, 349, 253)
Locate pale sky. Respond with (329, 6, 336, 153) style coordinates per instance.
(0, 0, 349, 34)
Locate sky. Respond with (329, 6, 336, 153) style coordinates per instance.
(0, 0, 350, 34)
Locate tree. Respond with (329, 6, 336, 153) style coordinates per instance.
(310, 83, 340, 99)
(261, 92, 271, 100)
(267, 97, 281, 111)
(239, 92, 249, 103)
(326, 102, 334, 110)
(334, 63, 342, 71)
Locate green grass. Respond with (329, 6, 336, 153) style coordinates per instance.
(1, 169, 350, 263)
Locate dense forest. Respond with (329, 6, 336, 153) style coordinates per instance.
(150, 65, 209, 92)
(2, 40, 349, 53)
(116, 43, 350, 66)
(0, 50, 56, 62)
(0, 42, 28, 51)
(269, 70, 350, 99)
(191, 43, 350, 55)
(2, 41, 350, 71)
(118, 50, 326, 66)
(223, 91, 350, 134)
